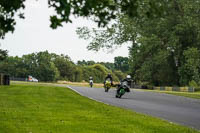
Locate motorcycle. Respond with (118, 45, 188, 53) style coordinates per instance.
(104, 80, 112, 92)
(89, 79, 93, 88)
(116, 81, 130, 98)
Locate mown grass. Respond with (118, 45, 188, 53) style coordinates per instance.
(0, 83, 199, 133)
(161, 91, 200, 99)
(59, 81, 104, 88)
(57, 80, 116, 88)
(135, 89, 200, 99)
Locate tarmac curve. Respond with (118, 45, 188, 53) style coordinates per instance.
(65, 85, 200, 130)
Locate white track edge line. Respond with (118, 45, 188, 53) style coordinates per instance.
(66, 85, 110, 105)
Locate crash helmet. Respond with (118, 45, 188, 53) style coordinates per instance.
(126, 75, 131, 79)
(89, 76, 93, 79)
(108, 73, 111, 77)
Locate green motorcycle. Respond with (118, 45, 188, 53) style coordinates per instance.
(116, 81, 129, 98)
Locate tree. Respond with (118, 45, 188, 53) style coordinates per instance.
(48, 0, 168, 28)
(77, 60, 95, 66)
(0, 56, 28, 77)
(76, 0, 200, 86)
(0, 0, 25, 39)
(76, 15, 136, 51)
(0, 50, 124, 83)
(81, 63, 119, 83)
(114, 56, 129, 72)
(0, 49, 7, 61)
(98, 62, 115, 71)
(113, 70, 126, 81)
(22, 51, 60, 81)
(0, 0, 171, 39)
(52, 54, 75, 81)
(73, 66, 83, 82)
(179, 48, 200, 85)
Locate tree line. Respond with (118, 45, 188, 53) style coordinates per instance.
(0, 51, 128, 83)
(1, 0, 200, 87)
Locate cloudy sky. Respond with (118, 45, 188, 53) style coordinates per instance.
(0, 0, 130, 63)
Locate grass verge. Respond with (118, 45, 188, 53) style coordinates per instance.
(0, 83, 199, 133)
(160, 91, 200, 99)
(135, 89, 200, 99)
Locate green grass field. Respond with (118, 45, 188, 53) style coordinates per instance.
(161, 91, 200, 99)
(0, 83, 199, 133)
(135, 89, 200, 99)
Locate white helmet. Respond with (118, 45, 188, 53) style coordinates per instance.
(126, 75, 131, 79)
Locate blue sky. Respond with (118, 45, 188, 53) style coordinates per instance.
(0, 0, 130, 63)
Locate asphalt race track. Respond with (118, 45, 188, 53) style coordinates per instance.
(67, 85, 200, 130)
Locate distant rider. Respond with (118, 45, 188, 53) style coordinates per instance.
(89, 76, 93, 83)
(89, 76, 93, 80)
(104, 73, 113, 86)
(89, 76, 93, 87)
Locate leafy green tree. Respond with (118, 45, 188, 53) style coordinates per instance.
(98, 62, 115, 71)
(0, 49, 7, 61)
(91, 64, 109, 82)
(81, 63, 119, 83)
(179, 48, 200, 85)
(73, 66, 83, 82)
(22, 53, 38, 77)
(76, 15, 136, 51)
(52, 54, 75, 81)
(113, 70, 126, 81)
(0, 0, 25, 39)
(21, 51, 60, 81)
(0, 56, 28, 77)
(1, 0, 170, 39)
(35, 51, 60, 81)
(77, 0, 200, 86)
(77, 60, 95, 66)
(77, 60, 87, 66)
(48, 0, 168, 28)
(114, 56, 129, 72)
(87, 60, 96, 66)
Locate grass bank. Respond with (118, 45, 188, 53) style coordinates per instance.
(0, 83, 199, 133)
(160, 91, 200, 99)
(57, 80, 104, 88)
(135, 89, 200, 99)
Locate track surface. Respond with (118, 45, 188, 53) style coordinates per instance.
(67, 85, 200, 130)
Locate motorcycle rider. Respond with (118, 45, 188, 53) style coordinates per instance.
(89, 76, 93, 80)
(89, 76, 93, 87)
(117, 75, 132, 93)
(104, 73, 113, 86)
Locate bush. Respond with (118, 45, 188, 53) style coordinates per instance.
(194, 87, 200, 92)
(189, 80, 198, 88)
(113, 71, 126, 81)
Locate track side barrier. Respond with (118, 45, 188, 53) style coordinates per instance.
(153, 86, 195, 92)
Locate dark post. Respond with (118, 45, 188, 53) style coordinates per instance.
(0, 74, 3, 85)
(0, 74, 10, 85)
(3, 75, 10, 85)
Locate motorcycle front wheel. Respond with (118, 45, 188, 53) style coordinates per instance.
(105, 88, 108, 92)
